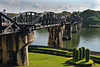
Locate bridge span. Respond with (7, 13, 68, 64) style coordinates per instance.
(0, 11, 82, 66)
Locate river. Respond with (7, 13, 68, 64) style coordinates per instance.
(31, 28, 100, 52)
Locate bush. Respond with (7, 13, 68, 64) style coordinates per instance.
(82, 47, 85, 59)
(73, 48, 77, 60)
(86, 49, 90, 62)
(28, 47, 72, 57)
(79, 48, 83, 60)
(75, 49, 79, 62)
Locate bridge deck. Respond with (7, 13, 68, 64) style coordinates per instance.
(0, 31, 19, 35)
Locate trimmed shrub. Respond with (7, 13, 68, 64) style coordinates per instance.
(82, 47, 85, 59)
(79, 48, 83, 60)
(75, 49, 79, 62)
(86, 49, 90, 62)
(28, 47, 73, 57)
(73, 48, 77, 60)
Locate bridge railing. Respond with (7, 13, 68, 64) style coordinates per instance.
(0, 11, 82, 34)
(0, 12, 22, 33)
(12, 12, 38, 24)
(11, 12, 62, 29)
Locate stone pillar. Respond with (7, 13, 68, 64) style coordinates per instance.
(72, 24, 78, 33)
(0, 32, 34, 66)
(47, 26, 63, 48)
(66, 24, 72, 40)
(62, 25, 68, 40)
(77, 22, 82, 29)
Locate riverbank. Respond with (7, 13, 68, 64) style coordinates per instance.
(28, 46, 100, 67)
(83, 26, 100, 28)
(29, 45, 100, 56)
(32, 28, 100, 52)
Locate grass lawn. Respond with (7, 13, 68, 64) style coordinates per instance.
(27, 52, 75, 67)
(0, 52, 100, 67)
(24, 52, 100, 67)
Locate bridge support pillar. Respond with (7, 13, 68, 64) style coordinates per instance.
(47, 26, 64, 48)
(72, 24, 78, 33)
(0, 32, 34, 66)
(77, 22, 82, 29)
(66, 24, 72, 40)
(62, 25, 68, 40)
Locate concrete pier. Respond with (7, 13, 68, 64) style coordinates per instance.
(72, 24, 78, 33)
(66, 24, 72, 40)
(0, 32, 34, 66)
(47, 26, 64, 48)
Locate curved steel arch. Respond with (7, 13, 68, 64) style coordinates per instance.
(11, 11, 37, 19)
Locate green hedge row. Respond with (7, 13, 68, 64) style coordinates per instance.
(90, 55, 100, 63)
(28, 47, 72, 57)
(28, 46, 100, 63)
(91, 55, 100, 60)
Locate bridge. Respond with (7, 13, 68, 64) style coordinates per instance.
(0, 11, 82, 66)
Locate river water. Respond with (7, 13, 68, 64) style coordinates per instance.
(31, 28, 100, 52)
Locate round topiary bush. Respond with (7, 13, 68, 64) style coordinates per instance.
(82, 47, 85, 59)
(79, 48, 83, 60)
(73, 48, 77, 60)
(86, 49, 90, 62)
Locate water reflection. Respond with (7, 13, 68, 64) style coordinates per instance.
(77, 28, 100, 52)
(31, 29, 49, 46)
(63, 29, 81, 49)
(31, 28, 100, 52)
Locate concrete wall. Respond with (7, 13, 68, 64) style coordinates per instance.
(0, 32, 34, 66)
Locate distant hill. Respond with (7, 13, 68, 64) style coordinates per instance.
(7, 13, 18, 18)
(7, 10, 100, 27)
(73, 9, 100, 26)
(57, 11, 71, 16)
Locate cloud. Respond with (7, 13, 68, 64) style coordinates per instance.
(0, 0, 98, 13)
(92, 0, 100, 11)
(32, 4, 42, 8)
(54, 3, 90, 12)
(3, 0, 20, 4)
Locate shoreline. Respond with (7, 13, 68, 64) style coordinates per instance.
(82, 26, 100, 28)
(29, 45, 100, 56)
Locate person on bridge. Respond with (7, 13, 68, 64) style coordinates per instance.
(61, 15, 65, 21)
(1, 9, 7, 16)
(1, 9, 8, 23)
(61, 15, 66, 24)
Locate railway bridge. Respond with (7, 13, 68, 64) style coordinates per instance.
(0, 11, 82, 66)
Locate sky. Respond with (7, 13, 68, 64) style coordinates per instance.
(0, 0, 100, 13)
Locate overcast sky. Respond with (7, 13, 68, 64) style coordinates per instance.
(0, 0, 100, 13)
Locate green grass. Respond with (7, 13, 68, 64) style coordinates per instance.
(0, 52, 100, 67)
(23, 52, 100, 67)
(89, 24, 100, 27)
(27, 52, 75, 67)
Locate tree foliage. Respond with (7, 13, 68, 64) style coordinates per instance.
(7, 13, 18, 18)
(80, 9, 100, 26)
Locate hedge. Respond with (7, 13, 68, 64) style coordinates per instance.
(90, 55, 100, 63)
(79, 48, 83, 60)
(86, 49, 90, 62)
(28, 47, 72, 57)
(28, 46, 100, 63)
(82, 47, 85, 59)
